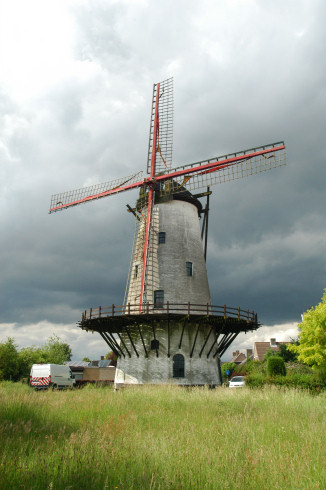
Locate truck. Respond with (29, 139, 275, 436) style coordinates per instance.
(30, 364, 76, 390)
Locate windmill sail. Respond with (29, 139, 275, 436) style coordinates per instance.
(49, 171, 143, 213)
(124, 204, 160, 307)
(154, 141, 286, 197)
(147, 77, 174, 175)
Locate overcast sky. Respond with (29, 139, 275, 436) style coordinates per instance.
(0, 0, 325, 360)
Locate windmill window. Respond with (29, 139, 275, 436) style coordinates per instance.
(173, 354, 185, 378)
(134, 265, 139, 278)
(151, 339, 159, 350)
(186, 262, 193, 276)
(158, 232, 166, 244)
(154, 290, 164, 308)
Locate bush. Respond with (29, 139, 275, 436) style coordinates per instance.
(232, 360, 265, 378)
(231, 363, 247, 376)
(313, 367, 326, 385)
(286, 362, 313, 375)
(246, 373, 266, 388)
(246, 360, 266, 375)
(244, 362, 326, 391)
(267, 356, 286, 377)
(267, 373, 326, 392)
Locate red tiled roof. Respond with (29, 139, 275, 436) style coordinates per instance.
(230, 352, 246, 364)
(253, 341, 290, 361)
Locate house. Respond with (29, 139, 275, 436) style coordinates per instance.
(230, 350, 246, 364)
(227, 338, 291, 364)
(253, 338, 290, 361)
(230, 349, 253, 364)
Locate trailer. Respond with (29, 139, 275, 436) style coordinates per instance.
(76, 366, 116, 387)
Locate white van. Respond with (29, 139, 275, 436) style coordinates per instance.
(30, 364, 76, 390)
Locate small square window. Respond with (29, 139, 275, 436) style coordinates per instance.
(158, 232, 166, 244)
(134, 264, 139, 278)
(186, 262, 193, 277)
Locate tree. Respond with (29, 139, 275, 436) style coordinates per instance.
(105, 351, 117, 366)
(43, 335, 72, 364)
(82, 357, 91, 362)
(264, 343, 298, 363)
(18, 336, 72, 378)
(278, 343, 298, 363)
(0, 338, 20, 381)
(289, 290, 326, 369)
(0, 335, 73, 381)
(18, 346, 48, 378)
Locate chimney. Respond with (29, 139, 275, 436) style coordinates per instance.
(246, 349, 253, 358)
(232, 352, 236, 357)
(270, 338, 277, 347)
(101, 356, 104, 360)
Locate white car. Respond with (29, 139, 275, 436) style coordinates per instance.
(229, 376, 246, 388)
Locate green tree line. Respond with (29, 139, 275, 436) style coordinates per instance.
(0, 335, 72, 381)
(289, 289, 326, 368)
(223, 289, 326, 390)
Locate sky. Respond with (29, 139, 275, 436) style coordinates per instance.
(0, 0, 325, 361)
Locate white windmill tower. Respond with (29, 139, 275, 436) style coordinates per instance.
(50, 78, 286, 387)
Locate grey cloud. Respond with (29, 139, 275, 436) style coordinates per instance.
(0, 1, 325, 360)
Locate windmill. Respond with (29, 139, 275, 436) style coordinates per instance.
(50, 78, 286, 387)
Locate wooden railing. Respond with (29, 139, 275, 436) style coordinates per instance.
(82, 302, 257, 323)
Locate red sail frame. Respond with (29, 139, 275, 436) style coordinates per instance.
(49, 144, 285, 213)
(139, 83, 160, 310)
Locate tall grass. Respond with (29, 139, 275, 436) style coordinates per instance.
(0, 382, 325, 489)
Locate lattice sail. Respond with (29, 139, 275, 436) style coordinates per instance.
(157, 142, 286, 197)
(124, 204, 160, 310)
(49, 171, 143, 213)
(147, 77, 174, 175)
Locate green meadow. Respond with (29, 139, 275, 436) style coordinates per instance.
(0, 382, 325, 489)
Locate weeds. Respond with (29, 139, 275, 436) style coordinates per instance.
(0, 382, 325, 489)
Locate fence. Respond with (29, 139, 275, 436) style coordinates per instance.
(82, 302, 257, 323)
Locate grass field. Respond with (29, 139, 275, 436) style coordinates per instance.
(0, 382, 325, 489)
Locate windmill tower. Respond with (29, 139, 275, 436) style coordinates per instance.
(50, 78, 286, 387)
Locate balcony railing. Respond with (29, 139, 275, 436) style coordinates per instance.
(82, 302, 258, 323)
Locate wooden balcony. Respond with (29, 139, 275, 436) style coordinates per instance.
(81, 302, 258, 324)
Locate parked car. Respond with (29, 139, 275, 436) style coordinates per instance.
(229, 376, 246, 388)
(30, 364, 76, 390)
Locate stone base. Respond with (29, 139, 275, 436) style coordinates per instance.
(114, 383, 218, 390)
(114, 321, 222, 386)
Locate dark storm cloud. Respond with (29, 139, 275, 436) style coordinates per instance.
(1, 0, 325, 359)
